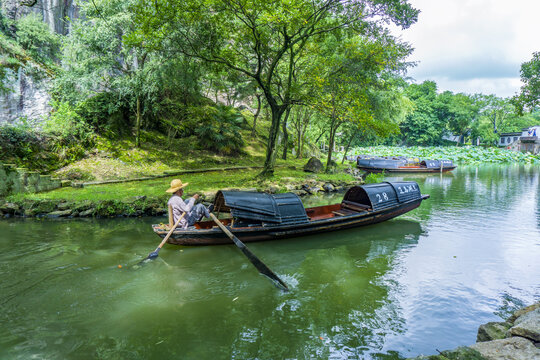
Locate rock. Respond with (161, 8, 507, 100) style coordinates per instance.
(72, 200, 93, 212)
(508, 303, 540, 323)
(200, 191, 216, 203)
(292, 190, 308, 196)
(305, 186, 321, 195)
(0, 202, 20, 214)
(407, 347, 485, 360)
(47, 210, 72, 217)
(508, 307, 540, 342)
(303, 157, 323, 173)
(323, 183, 335, 192)
(469, 337, 540, 360)
(266, 185, 280, 194)
(57, 202, 72, 211)
(79, 208, 95, 217)
(477, 322, 513, 342)
(284, 184, 296, 192)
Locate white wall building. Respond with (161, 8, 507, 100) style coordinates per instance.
(499, 126, 540, 154)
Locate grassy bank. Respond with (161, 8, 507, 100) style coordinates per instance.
(9, 167, 357, 202)
(1, 166, 362, 218)
(346, 145, 540, 164)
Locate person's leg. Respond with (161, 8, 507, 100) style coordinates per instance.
(187, 204, 210, 225)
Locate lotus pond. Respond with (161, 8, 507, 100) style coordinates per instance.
(346, 145, 540, 164)
(0, 164, 539, 359)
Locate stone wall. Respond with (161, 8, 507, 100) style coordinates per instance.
(0, 162, 62, 197)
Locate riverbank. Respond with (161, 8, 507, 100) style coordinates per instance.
(408, 302, 540, 360)
(0, 166, 366, 218)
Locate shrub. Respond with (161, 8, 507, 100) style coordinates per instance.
(193, 105, 245, 155)
(43, 101, 95, 146)
(0, 120, 42, 160)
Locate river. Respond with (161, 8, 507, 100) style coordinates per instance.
(0, 165, 539, 359)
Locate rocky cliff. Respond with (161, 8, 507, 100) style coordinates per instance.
(0, 0, 77, 124)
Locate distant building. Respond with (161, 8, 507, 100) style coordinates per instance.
(499, 126, 540, 154)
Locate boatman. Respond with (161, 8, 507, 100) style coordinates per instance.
(166, 179, 213, 229)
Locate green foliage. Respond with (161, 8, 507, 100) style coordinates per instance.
(193, 106, 246, 155)
(364, 172, 384, 184)
(400, 81, 446, 145)
(513, 52, 540, 114)
(43, 101, 95, 145)
(348, 145, 540, 164)
(132, 0, 419, 174)
(0, 120, 42, 160)
(15, 14, 60, 66)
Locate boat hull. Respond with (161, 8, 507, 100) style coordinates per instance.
(153, 196, 427, 246)
(357, 166, 456, 173)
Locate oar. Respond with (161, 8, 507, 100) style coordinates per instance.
(143, 212, 186, 262)
(209, 213, 289, 292)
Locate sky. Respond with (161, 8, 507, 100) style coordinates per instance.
(390, 0, 540, 98)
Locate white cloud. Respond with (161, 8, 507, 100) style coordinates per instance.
(391, 0, 540, 97)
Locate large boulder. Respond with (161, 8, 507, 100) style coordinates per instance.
(508, 307, 540, 342)
(303, 157, 323, 173)
(477, 322, 513, 342)
(407, 347, 485, 360)
(469, 337, 540, 360)
(508, 303, 540, 323)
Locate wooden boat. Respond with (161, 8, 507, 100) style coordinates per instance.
(152, 181, 429, 245)
(356, 156, 456, 173)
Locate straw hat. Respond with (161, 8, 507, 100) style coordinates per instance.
(166, 179, 189, 193)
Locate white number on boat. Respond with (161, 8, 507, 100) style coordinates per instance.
(376, 192, 389, 203)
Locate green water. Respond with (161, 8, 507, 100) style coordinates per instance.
(1, 165, 539, 359)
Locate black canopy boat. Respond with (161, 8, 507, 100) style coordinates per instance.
(356, 156, 456, 173)
(152, 181, 429, 245)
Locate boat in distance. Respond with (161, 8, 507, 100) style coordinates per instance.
(152, 181, 429, 246)
(355, 155, 456, 173)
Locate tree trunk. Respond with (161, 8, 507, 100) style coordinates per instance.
(326, 125, 336, 173)
(281, 107, 291, 160)
(259, 104, 286, 177)
(341, 128, 359, 164)
(251, 94, 262, 137)
(135, 96, 141, 148)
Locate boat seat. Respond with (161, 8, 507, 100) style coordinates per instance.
(341, 200, 371, 212)
(332, 208, 357, 217)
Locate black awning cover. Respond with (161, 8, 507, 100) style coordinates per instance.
(420, 159, 454, 168)
(214, 191, 309, 225)
(343, 181, 422, 211)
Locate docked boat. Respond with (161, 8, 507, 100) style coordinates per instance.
(152, 181, 429, 245)
(356, 155, 456, 173)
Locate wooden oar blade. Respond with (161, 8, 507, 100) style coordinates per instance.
(237, 245, 289, 292)
(209, 213, 289, 291)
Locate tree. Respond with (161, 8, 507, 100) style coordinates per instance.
(401, 81, 445, 145)
(437, 91, 479, 142)
(513, 52, 540, 114)
(309, 35, 411, 172)
(475, 95, 514, 134)
(133, 0, 418, 176)
(290, 106, 314, 159)
(54, 0, 161, 147)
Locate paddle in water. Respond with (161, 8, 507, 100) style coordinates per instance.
(209, 213, 289, 292)
(143, 212, 186, 262)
